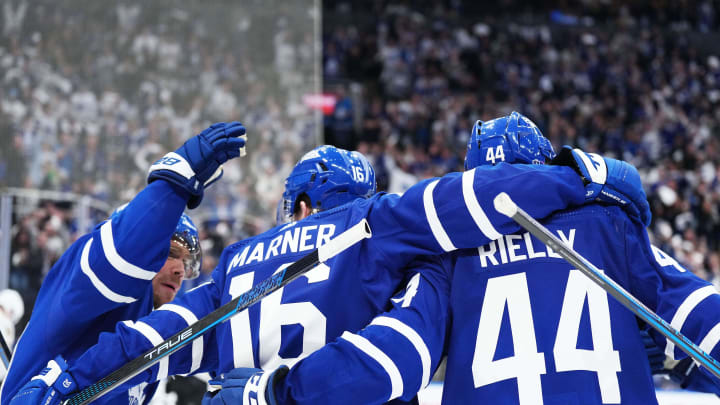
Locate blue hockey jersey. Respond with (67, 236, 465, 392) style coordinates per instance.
(273, 258, 453, 404)
(0, 180, 189, 405)
(61, 164, 596, 399)
(273, 204, 720, 405)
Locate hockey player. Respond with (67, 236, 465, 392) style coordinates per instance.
(1, 121, 247, 405)
(9, 133, 649, 405)
(219, 112, 720, 405)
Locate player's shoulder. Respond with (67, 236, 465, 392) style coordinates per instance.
(223, 234, 259, 254)
(551, 203, 638, 226)
(47, 233, 94, 271)
(343, 191, 392, 210)
(547, 203, 640, 247)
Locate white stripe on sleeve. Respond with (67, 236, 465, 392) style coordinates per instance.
(665, 285, 717, 358)
(462, 169, 502, 240)
(341, 331, 402, 401)
(370, 316, 432, 390)
(700, 322, 720, 355)
(423, 180, 456, 252)
(157, 304, 203, 374)
(100, 221, 156, 280)
(123, 320, 168, 381)
(80, 239, 137, 304)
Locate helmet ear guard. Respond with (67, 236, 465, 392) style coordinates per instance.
(464, 111, 556, 170)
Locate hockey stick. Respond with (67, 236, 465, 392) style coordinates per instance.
(62, 219, 372, 405)
(0, 328, 12, 369)
(493, 192, 720, 380)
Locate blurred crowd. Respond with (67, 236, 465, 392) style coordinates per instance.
(322, 0, 720, 286)
(0, 0, 319, 232)
(0, 0, 320, 332)
(3, 0, 720, 341)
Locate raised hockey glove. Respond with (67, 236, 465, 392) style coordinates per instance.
(148, 121, 247, 209)
(10, 356, 78, 405)
(551, 146, 651, 227)
(202, 366, 289, 405)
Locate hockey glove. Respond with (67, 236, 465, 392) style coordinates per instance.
(669, 357, 720, 396)
(640, 328, 666, 374)
(202, 366, 288, 405)
(551, 146, 651, 226)
(10, 356, 78, 405)
(148, 121, 247, 209)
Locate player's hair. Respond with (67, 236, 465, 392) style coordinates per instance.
(292, 193, 313, 216)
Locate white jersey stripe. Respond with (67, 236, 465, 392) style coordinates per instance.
(123, 320, 168, 381)
(100, 221, 156, 280)
(80, 239, 136, 304)
(665, 285, 717, 358)
(370, 316, 432, 390)
(157, 304, 203, 374)
(423, 180, 456, 252)
(700, 322, 720, 355)
(462, 169, 502, 240)
(341, 331, 403, 401)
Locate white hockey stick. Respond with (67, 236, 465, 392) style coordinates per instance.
(493, 192, 720, 380)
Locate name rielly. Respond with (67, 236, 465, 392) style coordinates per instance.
(478, 229, 576, 268)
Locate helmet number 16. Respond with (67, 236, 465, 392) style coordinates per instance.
(352, 166, 365, 182)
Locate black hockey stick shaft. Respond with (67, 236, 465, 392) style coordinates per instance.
(0, 328, 11, 369)
(493, 192, 720, 380)
(63, 219, 372, 405)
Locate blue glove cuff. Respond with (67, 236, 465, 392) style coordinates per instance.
(265, 366, 289, 405)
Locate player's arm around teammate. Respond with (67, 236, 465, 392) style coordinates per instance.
(203, 255, 452, 405)
(9, 135, 651, 405)
(196, 114, 654, 405)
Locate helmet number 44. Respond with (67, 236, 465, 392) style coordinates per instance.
(486, 145, 506, 165)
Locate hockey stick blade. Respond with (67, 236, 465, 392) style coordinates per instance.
(493, 193, 720, 380)
(63, 219, 372, 405)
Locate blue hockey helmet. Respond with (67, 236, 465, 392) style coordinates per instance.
(109, 207, 202, 279)
(172, 213, 202, 280)
(278, 145, 376, 224)
(464, 111, 556, 170)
